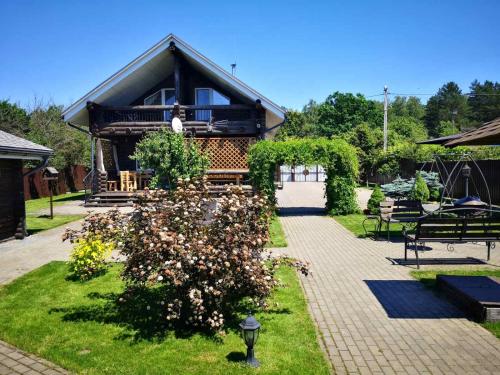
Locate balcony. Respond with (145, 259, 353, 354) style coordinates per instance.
(87, 102, 263, 137)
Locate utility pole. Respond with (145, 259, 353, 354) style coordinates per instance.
(383, 85, 388, 152)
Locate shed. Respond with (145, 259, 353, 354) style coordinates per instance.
(0, 130, 53, 241)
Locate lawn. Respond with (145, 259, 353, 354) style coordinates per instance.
(25, 192, 86, 234)
(333, 213, 405, 238)
(25, 191, 85, 213)
(411, 268, 500, 339)
(0, 262, 329, 375)
(266, 215, 287, 248)
(26, 214, 85, 235)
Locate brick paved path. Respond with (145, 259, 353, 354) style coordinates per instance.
(277, 183, 500, 375)
(0, 340, 68, 375)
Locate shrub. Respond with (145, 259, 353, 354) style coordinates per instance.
(132, 129, 209, 189)
(63, 178, 308, 331)
(367, 185, 385, 214)
(410, 172, 430, 202)
(69, 238, 114, 280)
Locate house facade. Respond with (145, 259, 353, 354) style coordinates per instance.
(62, 34, 285, 203)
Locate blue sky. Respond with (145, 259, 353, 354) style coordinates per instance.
(0, 0, 499, 110)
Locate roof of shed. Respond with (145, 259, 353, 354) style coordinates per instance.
(0, 130, 53, 158)
(445, 117, 500, 147)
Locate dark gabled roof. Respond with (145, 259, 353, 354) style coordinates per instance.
(445, 117, 500, 147)
(62, 34, 285, 126)
(0, 130, 53, 159)
(417, 133, 463, 145)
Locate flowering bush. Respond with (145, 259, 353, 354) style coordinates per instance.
(64, 177, 308, 331)
(69, 238, 114, 280)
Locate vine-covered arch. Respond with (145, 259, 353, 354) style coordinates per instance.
(248, 138, 359, 215)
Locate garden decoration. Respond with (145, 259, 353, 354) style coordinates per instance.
(240, 314, 261, 367)
(248, 138, 359, 215)
(63, 177, 309, 331)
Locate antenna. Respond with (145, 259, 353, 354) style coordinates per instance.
(230, 63, 237, 76)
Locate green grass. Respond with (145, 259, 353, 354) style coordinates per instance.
(24, 192, 86, 234)
(411, 269, 500, 338)
(266, 216, 287, 248)
(0, 262, 329, 375)
(26, 214, 85, 235)
(333, 213, 405, 238)
(25, 192, 85, 214)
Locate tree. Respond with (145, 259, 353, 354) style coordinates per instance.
(0, 100, 29, 137)
(390, 96, 425, 120)
(315, 92, 383, 137)
(275, 110, 308, 140)
(410, 172, 430, 202)
(468, 79, 500, 125)
(388, 116, 428, 142)
(345, 123, 382, 179)
(28, 102, 90, 170)
(425, 82, 469, 137)
(367, 185, 385, 214)
(132, 129, 209, 189)
(436, 120, 459, 137)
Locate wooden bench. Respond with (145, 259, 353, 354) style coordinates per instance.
(377, 199, 423, 240)
(403, 208, 500, 268)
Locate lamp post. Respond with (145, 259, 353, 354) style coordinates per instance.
(239, 314, 261, 368)
(461, 163, 471, 196)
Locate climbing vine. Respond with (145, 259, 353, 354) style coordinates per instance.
(248, 138, 359, 215)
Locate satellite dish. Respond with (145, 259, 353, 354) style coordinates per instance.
(172, 116, 183, 133)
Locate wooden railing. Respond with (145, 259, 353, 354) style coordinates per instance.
(87, 102, 263, 136)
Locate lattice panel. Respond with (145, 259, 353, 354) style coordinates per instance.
(195, 137, 255, 169)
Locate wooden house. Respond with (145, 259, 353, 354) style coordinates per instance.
(0, 130, 53, 240)
(62, 34, 285, 205)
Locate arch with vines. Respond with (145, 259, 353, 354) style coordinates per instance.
(248, 138, 359, 215)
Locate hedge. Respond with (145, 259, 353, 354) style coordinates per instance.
(248, 138, 359, 215)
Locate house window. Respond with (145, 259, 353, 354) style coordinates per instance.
(195, 88, 230, 121)
(144, 88, 176, 120)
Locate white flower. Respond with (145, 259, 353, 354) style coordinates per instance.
(157, 275, 164, 281)
(176, 262, 182, 269)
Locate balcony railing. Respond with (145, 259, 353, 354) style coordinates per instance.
(87, 102, 263, 136)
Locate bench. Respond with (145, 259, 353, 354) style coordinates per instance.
(403, 208, 500, 268)
(377, 200, 423, 240)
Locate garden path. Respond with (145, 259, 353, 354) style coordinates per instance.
(276, 182, 500, 374)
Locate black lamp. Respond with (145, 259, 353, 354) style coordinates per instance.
(239, 314, 261, 367)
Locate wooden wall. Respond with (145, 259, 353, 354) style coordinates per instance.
(23, 165, 88, 200)
(0, 159, 25, 241)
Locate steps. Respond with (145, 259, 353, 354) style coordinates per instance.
(85, 192, 138, 207)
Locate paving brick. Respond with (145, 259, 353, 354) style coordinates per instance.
(275, 183, 500, 375)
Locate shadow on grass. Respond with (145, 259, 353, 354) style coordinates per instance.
(226, 351, 246, 363)
(49, 286, 291, 343)
(52, 193, 85, 204)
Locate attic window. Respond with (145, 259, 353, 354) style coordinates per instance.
(144, 89, 176, 121)
(195, 88, 230, 121)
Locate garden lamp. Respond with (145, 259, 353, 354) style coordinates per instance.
(461, 163, 472, 196)
(239, 314, 261, 368)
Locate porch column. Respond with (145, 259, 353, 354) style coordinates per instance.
(95, 138, 106, 172)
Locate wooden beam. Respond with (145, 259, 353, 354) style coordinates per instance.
(174, 50, 181, 103)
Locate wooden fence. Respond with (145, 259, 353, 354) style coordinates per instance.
(23, 165, 88, 200)
(365, 159, 500, 205)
